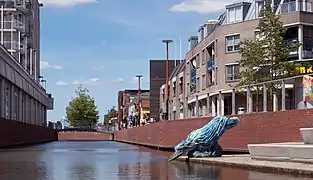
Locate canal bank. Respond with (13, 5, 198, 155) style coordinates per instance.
(176, 155, 313, 177)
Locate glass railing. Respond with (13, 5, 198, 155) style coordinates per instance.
(2, 41, 25, 51)
(2, 20, 25, 31)
(278, 1, 312, 14)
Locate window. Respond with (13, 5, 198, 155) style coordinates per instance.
(201, 50, 205, 65)
(257, 2, 264, 17)
(228, 7, 242, 23)
(173, 81, 176, 97)
(225, 64, 240, 81)
(226, 34, 240, 52)
(179, 77, 183, 94)
(196, 77, 200, 92)
(202, 74, 206, 90)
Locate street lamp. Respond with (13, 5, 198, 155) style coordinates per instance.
(162, 39, 173, 120)
(136, 75, 143, 126)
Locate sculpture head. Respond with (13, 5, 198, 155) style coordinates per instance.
(168, 140, 194, 162)
(168, 116, 240, 162)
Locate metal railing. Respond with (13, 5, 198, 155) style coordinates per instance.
(2, 40, 25, 52)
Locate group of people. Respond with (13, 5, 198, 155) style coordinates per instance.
(120, 113, 153, 129)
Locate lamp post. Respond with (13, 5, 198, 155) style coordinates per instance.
(136, 75, 142, 126)
(162, 39, 173, 120)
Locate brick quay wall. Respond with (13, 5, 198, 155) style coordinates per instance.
(0, 118, 57, 148)
(114, 109, 313, 152)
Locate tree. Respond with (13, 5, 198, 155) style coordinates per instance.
(65, 85, 99, 127)
(238, 2, 300, 87)
(103, 106, 117, 125)
(237, 2, 304, 110)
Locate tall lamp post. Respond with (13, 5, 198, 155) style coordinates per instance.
(136, 75, 142, 126)
(162, 39, 173, 120)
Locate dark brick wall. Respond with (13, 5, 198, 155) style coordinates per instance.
(58, 132, 113, 141)
(114, 109, 313, 151)
(0, 118, 57, 147)
(149, 60, 180, 121)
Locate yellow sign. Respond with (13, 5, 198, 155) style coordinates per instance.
(303, 75, 313, 102)
(297, 66, 313, 74)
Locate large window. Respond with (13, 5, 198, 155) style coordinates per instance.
(226, 34, 240, 52)
(228, 7, 243, 23)
(226, 64, 240, 81)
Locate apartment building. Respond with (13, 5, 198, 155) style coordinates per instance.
(161, 0, 313, 119)
(0, 0, 53, 126)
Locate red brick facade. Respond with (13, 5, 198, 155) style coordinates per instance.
(114, 109, 313, 151)
(58, 132, 113, 141)
(0, 118, 57, 147)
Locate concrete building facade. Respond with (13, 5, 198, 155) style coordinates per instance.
(0, 0, 53, 126)
(161, 0, 313, 119)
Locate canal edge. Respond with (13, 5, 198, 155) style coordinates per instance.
(176, 156, 313, 177)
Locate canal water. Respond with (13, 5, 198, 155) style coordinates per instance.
(0, 141, 311, 180)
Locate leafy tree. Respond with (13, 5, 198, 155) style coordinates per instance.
(65, 85, 99, 127)
(103, 106, 117, 125)
(237, 2, 304, 110)
(238, 2, 300, 86)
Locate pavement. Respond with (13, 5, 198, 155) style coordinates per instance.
(176, 155, 313, 176)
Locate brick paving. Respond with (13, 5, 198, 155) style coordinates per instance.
(176, 155, 313, 176)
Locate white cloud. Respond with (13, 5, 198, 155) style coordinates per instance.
(170, 0, 232, 14)
(72, 78, 100, 85)
(40, 61, 63, 70)
(39, 0, 97, 7)
(56, 81, 68, 86)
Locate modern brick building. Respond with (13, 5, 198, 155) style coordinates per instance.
(117, 89, 149, 123)
(161, 0, 313, 120)
(0, 0, 53, 126)
(149, 60, 180, 121)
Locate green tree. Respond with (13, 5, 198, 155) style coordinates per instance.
(103, 106, 117, 125)
(65, 85, 99, 127)
(237, 2, 306, 111)
(238, 2, 300, 87)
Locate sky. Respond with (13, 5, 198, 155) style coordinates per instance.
(39, 0, 233, 123)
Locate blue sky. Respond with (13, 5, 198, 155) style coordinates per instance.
(39, 0, 231, 123)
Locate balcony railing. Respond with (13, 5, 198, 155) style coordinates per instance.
(2, 20, 25, 31)
(2, 41, 25, 52)
(278, 1, 312, 14)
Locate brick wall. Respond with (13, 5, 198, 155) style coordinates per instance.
(0, 118, 57, 147)
(114, 109, 313, 151)
(58, 132, 113, 141)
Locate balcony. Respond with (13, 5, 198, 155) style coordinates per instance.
(2, 41, 25, 52)
(2, 19, 25, 32)
(278, 1, 312, 14)
(207, 57, 215, 71)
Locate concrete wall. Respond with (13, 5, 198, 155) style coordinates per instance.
(114, 109, 313, 151)
(58, 132, 114, 141)
(0, 118, 57, 147)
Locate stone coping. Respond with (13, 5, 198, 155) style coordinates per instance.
(175, 155, 313, 177)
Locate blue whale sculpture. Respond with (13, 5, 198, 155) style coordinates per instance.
(168, 116, 240, 162)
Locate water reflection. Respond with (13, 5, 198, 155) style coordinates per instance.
(0, 141, 310, 180)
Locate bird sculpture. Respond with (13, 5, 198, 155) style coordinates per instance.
(168, 116, 240, 162)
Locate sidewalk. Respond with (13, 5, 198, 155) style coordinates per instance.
(176, 155, 313, 176)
